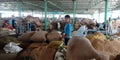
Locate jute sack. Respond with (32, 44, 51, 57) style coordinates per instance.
(27, 43, 47, 49)
(0, 31, 9, 38)
(30, 42, 58, 60)
(46, 31, 61, 42)
(67, 36, 109, 60)
(17, 31, 35, 42)
(30, 31, 47, 42)
(17, 43, 47, 60)
(92, 40, 120, 56)
(86, 32, 107, 43)
(19, 42, 31, 49)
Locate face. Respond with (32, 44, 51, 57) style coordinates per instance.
(65, 17, 70, 23)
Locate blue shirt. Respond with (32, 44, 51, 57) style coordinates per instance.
(64, 23, 72, 38)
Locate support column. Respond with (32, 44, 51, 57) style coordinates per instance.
(98, 9, 100, 21)
(42, 11, 43, 19)
(32, 10, 34, 16)
(53, 12, 55, 19)
(104, 0, 108, 23)
(17, 0, 22, 17)
(44, 0, 48, 30)
(73, 0, 76, 30)
(111, 10, 113, 18)
(104, 0, 108, 35)
(91, 14, 93, 18)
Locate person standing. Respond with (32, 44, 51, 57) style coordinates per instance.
(108, 18, 113, 35)
(63, 15, 72, 45)
(2, 20, 13, 30)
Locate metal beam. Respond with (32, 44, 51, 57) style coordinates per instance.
(24, 2, 53, 11)
(104, 0, 108, 23)
(23, 2, 43, 11)
(0, 0, 43, 2)
(31, 10, 34, 16)
(73, 0, 76, 30)
(17, 0, 22, 17)
(44, 0, 48, 30)
(98, 9, 100, 21)
(47, 1, 64, 12)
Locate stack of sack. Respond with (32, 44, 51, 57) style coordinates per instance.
(86, 32, 120, 60)
(81, 18, 95, 25)
(86, 32, 107, 43)
(67, 31, 120, 60)
(67, 36, 109, 60)
(0, 31, 19, 53)
(81, 18, 96, 29)
(46, 30, 62, 42)
(74, 20, 83, 30)
(17, 30, 62, 60)
(91, 39, 120, 60)
(25, 16, 42, 27)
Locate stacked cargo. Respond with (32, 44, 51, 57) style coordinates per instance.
(67, 34, 120, 60)
(17, 30, 62, 60)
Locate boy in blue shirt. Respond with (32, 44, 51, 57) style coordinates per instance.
(63, 15, 72, 45)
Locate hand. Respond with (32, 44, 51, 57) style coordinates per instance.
(62, 35, 66, 38)
(62, 34, 68, 38)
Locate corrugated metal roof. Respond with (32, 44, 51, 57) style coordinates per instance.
(0, 0, 119, 14)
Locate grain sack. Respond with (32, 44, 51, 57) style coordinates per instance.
(29, 46, 56, 60)
(0, 54, 16, 60)
(46, 31, 61, 42)
(18, 41, 60, 60)
(27, 43, 47, 49)
(30, 31, 47, 42)
(67, 36, 108, 60)
(17, 49, 32, 60)
(25, 16, 34, 22)
(17, 31, 35, 42)
(47, 41, 62, 49)
(86, 32, 107, 43)
(81, 18, 90, 25)
(91, 40, 120, 60)
(25, 44, 56, 60)
(82, 18, 95, 25)
(0, 36, 19, 50)
(30, 46, 46, 60)
(19, 42, 31, 49)
(34, 17, 41, 26)
(0, 31, 9, 38)
(38, 47, 56, 60)
(17, 43, 47, 60)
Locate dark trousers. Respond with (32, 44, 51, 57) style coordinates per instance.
(64, 38, 70, 45)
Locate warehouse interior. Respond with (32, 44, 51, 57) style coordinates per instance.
(1, 0, 120, 60)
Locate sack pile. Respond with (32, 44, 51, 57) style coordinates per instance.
(0, 35, 19, 53)
(17, 30, 62, 60)
(46, 30, 62, 42)
(86, 32, 107, 43)
(67, 36, 109, 60)
(25, 16, 42, 27)
(91, 40, 120, 60)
